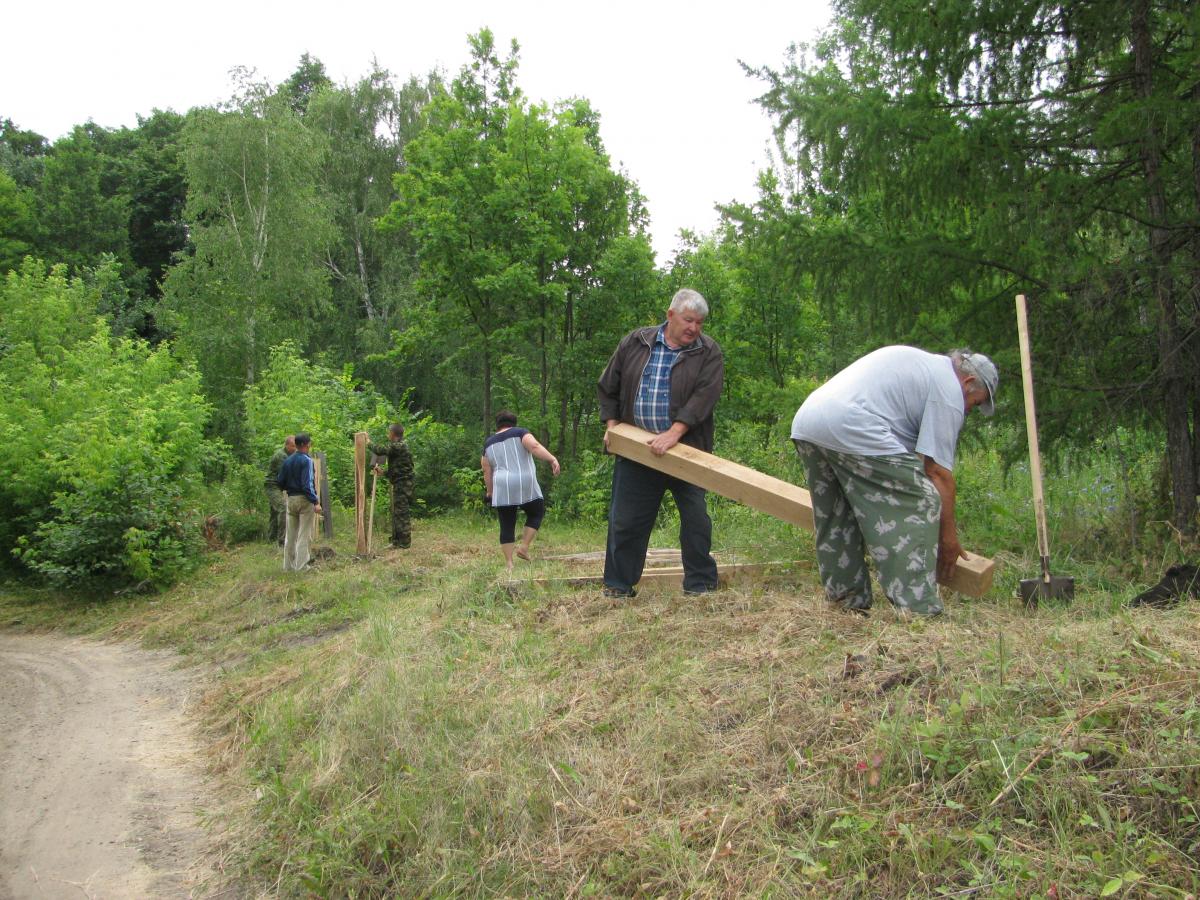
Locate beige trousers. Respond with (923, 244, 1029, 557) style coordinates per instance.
(283, 495, 316, 571)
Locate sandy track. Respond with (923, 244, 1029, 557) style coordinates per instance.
(0, 634, 211, 899)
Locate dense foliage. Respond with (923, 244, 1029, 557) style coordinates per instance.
(748, 0, 1199, 530)
(0, 260, 216, 585)
(1, 10, 1196, 585)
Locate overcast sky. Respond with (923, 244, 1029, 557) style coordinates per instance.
(2, 0, 830, 262)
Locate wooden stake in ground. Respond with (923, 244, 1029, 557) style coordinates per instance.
(605, 423, 995, 597)
(312, 452, 324, 535)
(354, 432, 368, 554)
(314, 450, 333, 539)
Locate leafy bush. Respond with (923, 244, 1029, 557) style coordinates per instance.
(408, 417, 478, 511)
(0, 259, 217, 587)
(551, 447, 614, 521)
(16, 465, 199, 586)
(244, 342, 477, 513)
(198, 461, 270, 545)
(244, 342, 395, 508)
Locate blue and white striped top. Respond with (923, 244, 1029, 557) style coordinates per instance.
(483, 428, 543, 507)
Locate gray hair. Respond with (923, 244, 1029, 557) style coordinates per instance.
(669, 288, 709, 318)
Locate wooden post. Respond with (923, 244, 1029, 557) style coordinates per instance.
(311, 453, 323, 537)
(354, 432, 368, 554)
(605, 423, 995, 597)
(315, 451, 333, 538)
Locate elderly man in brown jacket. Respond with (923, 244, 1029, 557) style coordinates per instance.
(598, 288, 725, 597)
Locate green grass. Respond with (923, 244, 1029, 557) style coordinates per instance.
(3, 491, 1198, 897)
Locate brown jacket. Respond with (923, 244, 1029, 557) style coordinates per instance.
(597, 325, 724, 452)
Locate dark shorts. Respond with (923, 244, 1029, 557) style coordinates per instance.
(496, 498, 546, 544)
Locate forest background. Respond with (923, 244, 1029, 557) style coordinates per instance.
(1, 0, 1197, 589)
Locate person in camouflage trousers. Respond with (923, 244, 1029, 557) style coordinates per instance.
(791, 347, 999, 617)
(369, 424, 415, 549)
(264, 435, 296, 545)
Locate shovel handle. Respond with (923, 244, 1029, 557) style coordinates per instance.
(1016, 295, 1052, 573)
(367, 472, 378, 552)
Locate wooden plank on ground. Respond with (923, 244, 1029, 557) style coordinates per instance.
(528, 561, 791, 589)
(606, 423, 995, 597)
(543, 548, 683, 563)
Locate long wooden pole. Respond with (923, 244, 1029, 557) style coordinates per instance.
(314, 451, 333, 539)
(354, 432, 368, 554)
(366, 471, 378, 553)
(1016, 294, 1052, 582)
(606, 423, 995, 597)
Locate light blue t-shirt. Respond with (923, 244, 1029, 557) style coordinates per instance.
(791, 346, 965, 470)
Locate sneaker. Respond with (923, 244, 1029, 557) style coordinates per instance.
(603, 586, 637, 599)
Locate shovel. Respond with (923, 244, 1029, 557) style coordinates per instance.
(366, 470, 378, 553)
(1016, 294, 1075, 607)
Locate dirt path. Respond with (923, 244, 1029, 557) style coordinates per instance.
(0, 634, 212, 899)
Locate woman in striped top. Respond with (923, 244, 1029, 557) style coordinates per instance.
(481, 411, 561, 570)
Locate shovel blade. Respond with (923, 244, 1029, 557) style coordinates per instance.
(1019, 576, 1075, 608)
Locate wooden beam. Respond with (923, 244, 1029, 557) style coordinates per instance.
(607, 423, 814, 530)
(543, 548, 684, 563)
(606, 423, 995, 597)
(314, 451, 333, 539)
(528, 561, 791, 589)
(354, 432, 368, 554)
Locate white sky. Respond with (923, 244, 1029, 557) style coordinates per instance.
(1, 0, 830, 262)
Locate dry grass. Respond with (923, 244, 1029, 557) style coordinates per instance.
(5, 514, 1198, 897)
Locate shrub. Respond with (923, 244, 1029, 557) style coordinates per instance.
(0, 259, 217, 587)
(244, 342, 477, 514)
(244, 342, 393, 508)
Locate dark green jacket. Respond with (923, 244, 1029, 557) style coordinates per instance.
(265, 448, 289, 486)
(368, 439, 415, 491)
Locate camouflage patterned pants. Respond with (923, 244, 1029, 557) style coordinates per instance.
(389, 484, 411, 549)
(794, 441, 943, 616)
(266, 483, 287, 545)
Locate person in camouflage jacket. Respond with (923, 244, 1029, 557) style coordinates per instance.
(264, 435, 296, 545)
(368, 424, 415, 549)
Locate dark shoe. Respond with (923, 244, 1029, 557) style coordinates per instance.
(603, 586, 637, 599)
(1129, 564, 1200, 608)
(683, 585, 718, 596)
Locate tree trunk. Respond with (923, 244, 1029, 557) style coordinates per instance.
(482, 341, 492, 435)
(1133, 0, 1197, 534)
(1192, 82, 1200, 498)
(558, 289, 574, 456)
(354, 232, 376, 320)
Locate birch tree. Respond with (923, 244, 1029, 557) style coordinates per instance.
(161, 71, 333, 444)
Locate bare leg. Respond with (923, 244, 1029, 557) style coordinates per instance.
(500, 542, 516, 571)
(515, 526, 537, 560)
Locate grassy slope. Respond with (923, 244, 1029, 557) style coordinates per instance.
(2, 511, 1198, 898)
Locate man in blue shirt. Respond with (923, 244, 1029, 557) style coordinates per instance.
(276, 432, 323, 571)
(597, 289, 725, 597)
